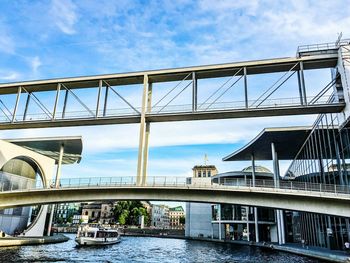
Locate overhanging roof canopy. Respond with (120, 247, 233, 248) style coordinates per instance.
(5, 136, 83, 164)
(223, 126, 313, 161)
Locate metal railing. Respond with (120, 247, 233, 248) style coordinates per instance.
(297, 39, 350, 56)
(0, 94, 340, 123)
(1, 176, 349, 197)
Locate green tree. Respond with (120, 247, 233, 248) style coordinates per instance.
(113, 201, 151, 226)
(179, 216, 185, 225)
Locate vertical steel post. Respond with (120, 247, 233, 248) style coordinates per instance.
(244, 67, 248, 108)
(62, 90, 69, 119)
(192, 72, 197, 112)
(96, 80, 102, 117)
(103, 85, 109, 117)
(299, 61, 307, 105)
(52, 83, 61, 120)
(297, 70, 304, 105)
(12, 86, 21, 123)
(23, 92, 31, 121)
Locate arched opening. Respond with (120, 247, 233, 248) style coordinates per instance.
(0, 156, 45, 235)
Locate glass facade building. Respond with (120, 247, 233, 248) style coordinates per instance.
(286, 111, 350, 250)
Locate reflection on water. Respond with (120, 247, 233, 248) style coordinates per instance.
(0, 234, 321, 262)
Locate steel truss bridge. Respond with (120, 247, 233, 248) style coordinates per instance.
(0, 40, 348, 186)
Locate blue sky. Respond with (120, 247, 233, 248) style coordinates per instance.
(0, 0, 349, 207)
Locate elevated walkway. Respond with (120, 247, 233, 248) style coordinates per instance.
(0, 177, 349, 217)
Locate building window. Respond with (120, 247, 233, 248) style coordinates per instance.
(197, 171, 201, 177)
(85, 211, 88, 216)
(203, 171, 206, 177)
(208, 171, 211, 177)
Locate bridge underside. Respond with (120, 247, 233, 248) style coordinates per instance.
(1, 187, 349, 217)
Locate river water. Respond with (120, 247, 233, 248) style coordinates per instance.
(0, 234, 321, 262)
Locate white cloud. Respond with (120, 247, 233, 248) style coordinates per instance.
(50, 0, 78, 35)
(0, 23, 15, 54)
(29, 56, 42, 73)
(0, 71, 20, 81)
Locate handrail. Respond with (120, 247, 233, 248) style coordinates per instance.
(2, 176, 349, 196)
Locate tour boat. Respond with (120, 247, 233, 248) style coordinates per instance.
(75, 225, 121, 246)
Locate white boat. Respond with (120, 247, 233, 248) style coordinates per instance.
(75, 225, 121, 246)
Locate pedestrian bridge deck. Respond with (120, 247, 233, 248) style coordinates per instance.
(1, 176, 349, 217)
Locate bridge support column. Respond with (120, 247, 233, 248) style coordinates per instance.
(251, 154, 259, 243)
(137, 75, 152, 186)
(47, 144, 64, 236)
(192, 72, 197, 112)
(271, 142, 285, 245)
(218, 204, 222, 240)
(299, 62, 307, 105)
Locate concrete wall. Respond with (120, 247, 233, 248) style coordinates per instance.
(337, 44, 350, 126)
(0, 140, 55, 236)
(185, 202, 212, 238)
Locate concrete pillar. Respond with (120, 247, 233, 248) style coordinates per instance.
(254, 207, 259, 243)
(251, 154, 259, 242)
(244, 67, 248, 108)
(246, 206, 250, 242)
(299, 61, 307, 105)
(137, 75, 151, 186)
(47, 144, 64, 236)
(218, 204, 222, 240)
(271, 142, 284, 244)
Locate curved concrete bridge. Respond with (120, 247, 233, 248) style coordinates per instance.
(1, 179, 349, 217)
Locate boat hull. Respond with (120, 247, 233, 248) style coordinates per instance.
(75, 237, 120, 246)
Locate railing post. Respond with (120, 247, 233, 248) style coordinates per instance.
(320, 183, 322, 192)
(68, 178, 71, 187)
(334, 184, 336, 194)
(290, 181, 292, 190)
(153, 177, 155, 186)
(305, 182, 307, 191)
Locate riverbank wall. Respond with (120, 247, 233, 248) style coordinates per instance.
(0, 234, 69, 247)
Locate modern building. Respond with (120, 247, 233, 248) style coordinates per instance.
(0, 136, 82, 237)
(151, 204, 170, 229)
(185, 165, 217, 238)
(169, 206, 185, 229)
(81, 203, 102, 223)
(54, 203, 81, 225)
(186, 164, 278, 242)
(211, 166, 278, 242)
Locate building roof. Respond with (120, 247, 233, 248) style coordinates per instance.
(241, 165, 272, 173)
(223, 126, 315, 161)
(211, 170, 274, 181)
(192, 165, 217, 170)
(169, 206, 184, 212)
(5, 136, 83, 164)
